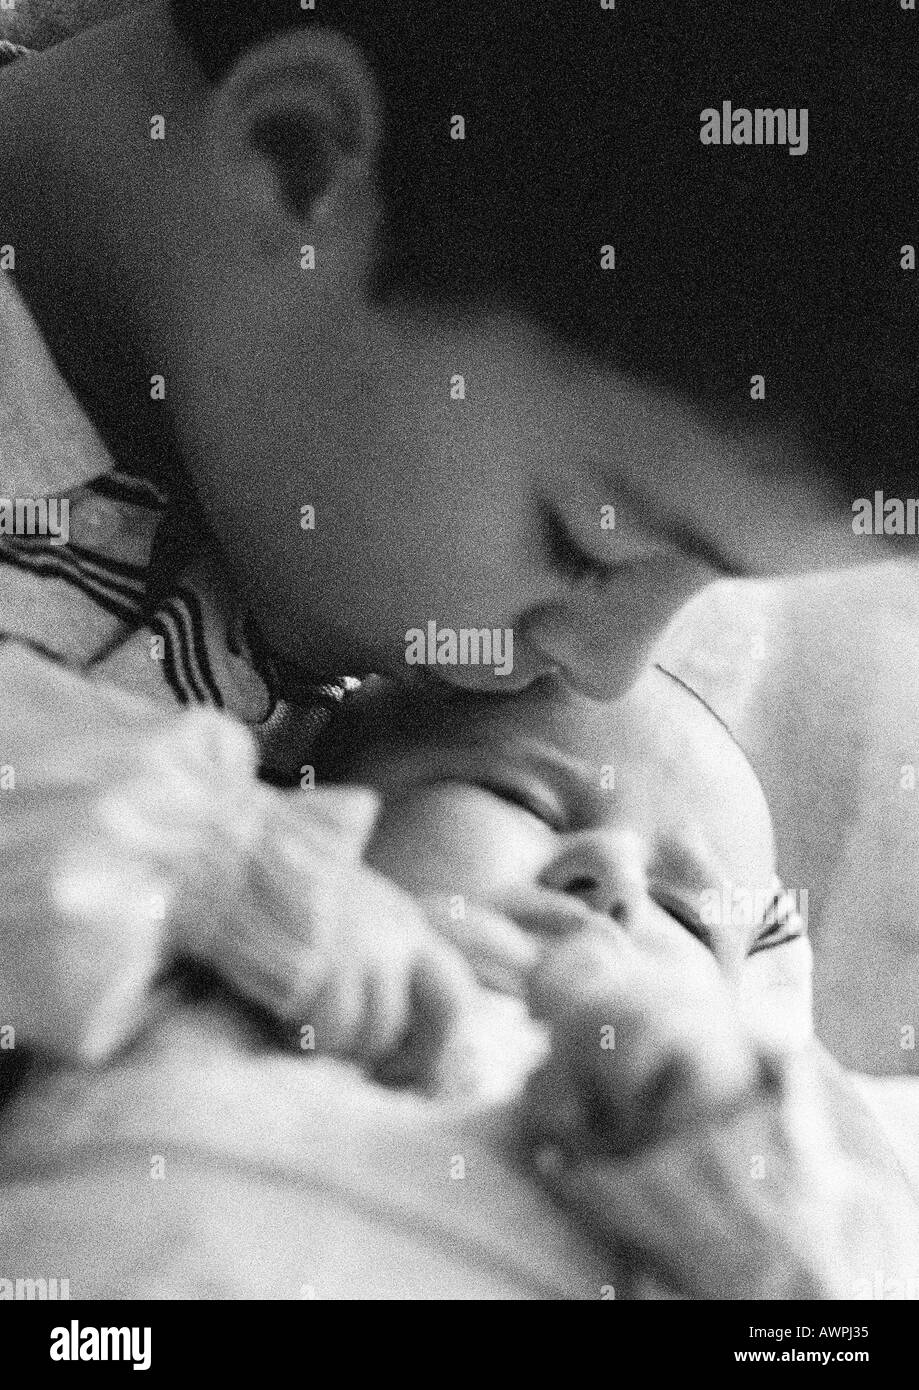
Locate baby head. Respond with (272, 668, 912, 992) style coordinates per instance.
(322, 664, 812, 1051)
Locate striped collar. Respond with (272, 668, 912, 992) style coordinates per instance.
(0, 40, 31, 65)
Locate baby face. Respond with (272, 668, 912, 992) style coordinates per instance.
(333, 667, 812, 1045)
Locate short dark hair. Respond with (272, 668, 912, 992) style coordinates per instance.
(170, 1, 917, 496)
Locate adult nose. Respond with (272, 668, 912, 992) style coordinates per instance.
(522, 561, 711, 700)
(520, 610, 639, 700)
(541, 829, 649, 928)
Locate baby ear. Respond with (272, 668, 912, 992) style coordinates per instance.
(202, 26, 381, 249)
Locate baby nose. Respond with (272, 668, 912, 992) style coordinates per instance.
(542, 830, 648, 928)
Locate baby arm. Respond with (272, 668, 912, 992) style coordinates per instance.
(0, 643, 476, 1079)
(520, 933, 919, 1299)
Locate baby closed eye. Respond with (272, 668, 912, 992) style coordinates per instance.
(472, 776, 567, 832)
(749, 889, 806, 955)
(646, 887, 713, 952)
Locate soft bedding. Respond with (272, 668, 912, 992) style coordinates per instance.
(0, 993, 618, 1300)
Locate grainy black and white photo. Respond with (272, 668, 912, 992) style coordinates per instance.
(0, 0, 917, 1349)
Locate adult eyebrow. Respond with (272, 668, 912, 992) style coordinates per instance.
(601, 471, 753, 579)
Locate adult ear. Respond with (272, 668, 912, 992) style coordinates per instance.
(201, 26, 382, 258)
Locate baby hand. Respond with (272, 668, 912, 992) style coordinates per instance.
(178, 785, 482, 1088)
(518, 933, 841, 1298)
(522, 930, 760, 1158)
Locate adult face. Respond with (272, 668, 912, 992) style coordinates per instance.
(162, 24, 888, 701)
